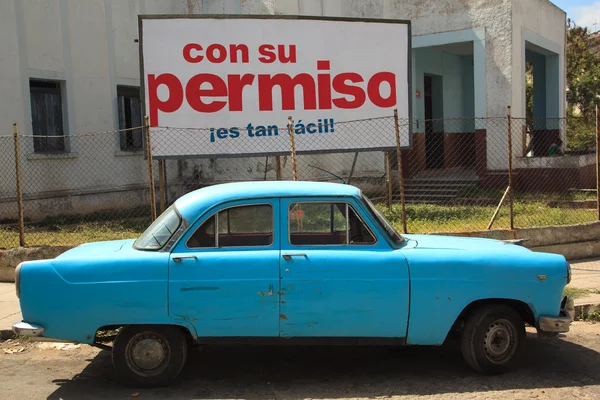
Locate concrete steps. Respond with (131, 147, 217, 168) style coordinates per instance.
(403, 178, 479, 204)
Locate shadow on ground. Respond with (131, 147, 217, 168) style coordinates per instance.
(48, 333, 599, 399)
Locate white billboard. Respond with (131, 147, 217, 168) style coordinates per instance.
(140, 16, 411, 158)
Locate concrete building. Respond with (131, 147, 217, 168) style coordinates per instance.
(0, 0, 586, 221)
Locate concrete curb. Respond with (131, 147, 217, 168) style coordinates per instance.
(573, 301, 600, 320)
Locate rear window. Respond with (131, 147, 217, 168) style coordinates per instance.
(288, 202, 376, 246)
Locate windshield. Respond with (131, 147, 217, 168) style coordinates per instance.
(134, 206, 182, 250)
(362, 194, 405, 246)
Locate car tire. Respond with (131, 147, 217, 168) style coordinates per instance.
(461, 304, 525, 374)
(112, 325, 188, 387)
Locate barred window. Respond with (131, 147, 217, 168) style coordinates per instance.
(117, 86, 143, 152)
(30, 79, 66, 153)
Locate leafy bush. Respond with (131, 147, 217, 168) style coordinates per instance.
(567, 116, 596, 152)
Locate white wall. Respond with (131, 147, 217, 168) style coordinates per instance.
(442, 52, 466, 133)
(0, 0, 568, 212)
(23, 0, 64, 73)
(511, 0, 566, 120)
(510, 0, 566, 165)
(0, 0, 193, 203)
(0, 0, 24, 198)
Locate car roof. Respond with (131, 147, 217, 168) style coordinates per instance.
(174, 181, 361, 222)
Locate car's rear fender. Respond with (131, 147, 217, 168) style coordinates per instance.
(18, 257, 197, 344)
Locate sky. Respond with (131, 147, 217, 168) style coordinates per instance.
(551, 0, 600, 31)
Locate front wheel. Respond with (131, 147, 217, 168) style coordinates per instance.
(461, 305, 525, 374)
(112, 325, 188, 387)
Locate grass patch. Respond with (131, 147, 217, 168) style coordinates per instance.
(563, 287, 592, 300)
(380, 202, 597, 234)
(0, 209, 150, 248)
(457, 186, 597, 202)
(0, 195, 597, 248)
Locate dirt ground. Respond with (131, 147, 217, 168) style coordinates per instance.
(1, 323, 600, 400)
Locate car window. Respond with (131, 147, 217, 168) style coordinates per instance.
(362, 194, 405, 245)
(187, 204, 273, 248)
(289, 202, 375, 246)
(134, 206, 182, 250)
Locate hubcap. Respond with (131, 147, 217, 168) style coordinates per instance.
(483, 319, 517, 364)
(126, 332, 170, 376)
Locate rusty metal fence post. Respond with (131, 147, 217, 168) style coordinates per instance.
(288, 116, 298, 181)
(145, 116, 157, 221)
(507, 106, 514, 231)
(12, 123, 25, 247)
(385, 151, 392, 210)
(393, 109, 407, 234)
(596, 104, 599, 221)
(158, 159, 165, 214)
(275, 156, 282, 180)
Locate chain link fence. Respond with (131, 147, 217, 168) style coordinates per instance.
(0, 134, 18, 249)
(1, 110, 599, 271)
(0, 127, 152, 249)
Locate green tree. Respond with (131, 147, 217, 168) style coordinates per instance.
(566, 21, 600, 151)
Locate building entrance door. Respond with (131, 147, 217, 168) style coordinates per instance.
(424, 75, 444, 169)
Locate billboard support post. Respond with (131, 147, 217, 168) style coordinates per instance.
(394, 109, 407, 234)
(158, 159, 165, 213)
(276, 156, 282, 180)
(263, 156, 269, 180)
(385, 151, 392, 210)
(288, 116, 298, 181)
(347, 152, 359, 185)
(145, 116, 157, 221)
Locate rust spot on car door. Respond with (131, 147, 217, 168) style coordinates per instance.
(280, 314, 288, 320)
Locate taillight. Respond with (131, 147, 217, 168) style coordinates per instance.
(15, 263, 22, 298)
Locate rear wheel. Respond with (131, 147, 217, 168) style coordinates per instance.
(461, 305, 525, 374)
(112, 325, 188, 387)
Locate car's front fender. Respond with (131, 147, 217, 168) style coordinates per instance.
(403, 247, 568, 345)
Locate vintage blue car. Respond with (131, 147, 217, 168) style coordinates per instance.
(13, 181, 574, 386)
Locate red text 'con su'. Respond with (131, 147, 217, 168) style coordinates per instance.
(147, 43, 398, 126)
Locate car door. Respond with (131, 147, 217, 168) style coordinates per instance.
(169, 198, 280, 337)
(279, 197, 410, 339)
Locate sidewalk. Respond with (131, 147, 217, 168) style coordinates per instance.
(0, 282, 20, 337)
(568, 258, 600, 305)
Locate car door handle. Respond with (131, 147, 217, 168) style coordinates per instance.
(172, 256, 198, 263)
(282, 254, 307, 261)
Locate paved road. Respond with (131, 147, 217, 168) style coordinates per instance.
(0, 283, 20, 333)
(1, 323, 600, 400)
